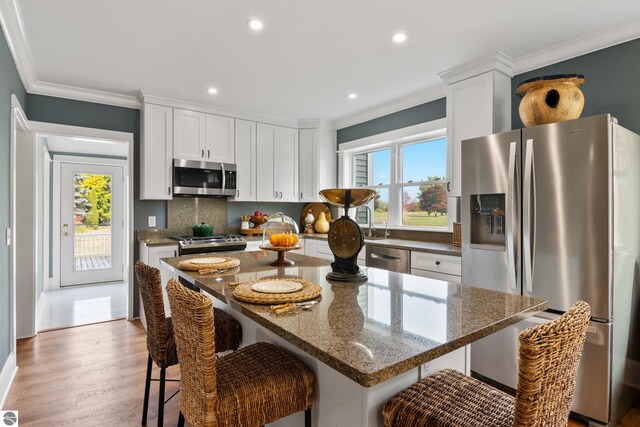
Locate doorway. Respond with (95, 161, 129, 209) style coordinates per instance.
(59, 162, 124, 286)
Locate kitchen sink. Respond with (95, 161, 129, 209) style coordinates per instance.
(364, 236, 387, 241)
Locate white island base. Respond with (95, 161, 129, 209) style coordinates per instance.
(207, 295, 470, 427)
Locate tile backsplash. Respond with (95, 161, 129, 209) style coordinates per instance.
(167, 198, 230, 234)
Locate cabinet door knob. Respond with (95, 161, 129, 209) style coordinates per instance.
(279, 191, 283, 198)
(300, 192, 303, 199)
(207, 150, 210, 158)
(274, 191, 278, 198)
(446, 182, 451, 192)
(435, 261, 441, 265)
(168, 186, 171, 195)
(201, 149, 205, 158)
(237, 190, 239, 197)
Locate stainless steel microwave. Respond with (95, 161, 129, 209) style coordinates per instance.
(173, 159, 237, 197)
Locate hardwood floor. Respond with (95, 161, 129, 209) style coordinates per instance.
(4, 319, 181, 426)
(3, 319, 640, 426)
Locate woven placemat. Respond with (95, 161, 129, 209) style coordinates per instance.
(233, 278, 322, 305)
(178, 256, 240, 272)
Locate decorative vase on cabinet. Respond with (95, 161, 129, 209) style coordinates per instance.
(315, 211, 330, 234)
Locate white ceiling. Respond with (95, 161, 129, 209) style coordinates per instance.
(16, 0, 640, 122)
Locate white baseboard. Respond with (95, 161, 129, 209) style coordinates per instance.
(0, 353, 18, 409)
(36, 291, 46, 332)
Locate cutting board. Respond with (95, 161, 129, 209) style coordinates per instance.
(300, 202, 332, 232)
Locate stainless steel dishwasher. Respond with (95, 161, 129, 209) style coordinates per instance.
(365, 246, 410, 273)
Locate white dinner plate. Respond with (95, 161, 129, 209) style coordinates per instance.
(251, 280, 303, 294)
(189, 257, 227, 265)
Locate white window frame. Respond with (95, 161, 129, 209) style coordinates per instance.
(338, 118, 453, 231)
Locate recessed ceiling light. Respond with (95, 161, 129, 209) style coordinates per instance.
(247, 19, 264, 31)
(348, 93, 357, 100)
(207, 87, 218, 95)
(392, 32, 408, 43)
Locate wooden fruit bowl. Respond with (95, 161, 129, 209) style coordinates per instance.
(251, 215, 269, 228)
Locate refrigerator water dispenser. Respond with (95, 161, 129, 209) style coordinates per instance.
(470, 194, 505, 248)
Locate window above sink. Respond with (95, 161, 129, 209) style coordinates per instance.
(338, 118, 451, 231)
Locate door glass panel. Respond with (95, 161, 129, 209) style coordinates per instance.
(73, 173, 112, 271)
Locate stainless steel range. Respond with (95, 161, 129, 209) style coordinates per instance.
(170, 234, 247, 255)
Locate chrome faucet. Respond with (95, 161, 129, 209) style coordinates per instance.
(358, 205, 376, 237)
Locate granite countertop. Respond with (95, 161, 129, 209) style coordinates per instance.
(303, 234, 461, 257)
(139, 237, 177, 247)
(139, 229, 461, 256)
(161, 251, 546, 387)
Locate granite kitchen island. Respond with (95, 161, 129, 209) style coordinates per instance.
(161, 251, 546, 427)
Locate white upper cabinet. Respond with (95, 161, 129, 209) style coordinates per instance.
(173, 108, 206, 160)
(140, 103, 173, 200)
(275, 126, 299, 201)
(299, 128, 336, 202)
(256, 123, 299, 201)
(234, 119, 257, 201)
(205, 114, 235, 163)
(257, 123, 276, 200)
(442, 58, 512, 197)
(174, 108, 235, 163)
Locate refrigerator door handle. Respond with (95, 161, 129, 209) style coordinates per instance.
(506, 141, 518, 290)
(523, 139, 534, 293)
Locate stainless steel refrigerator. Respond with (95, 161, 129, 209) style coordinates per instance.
(461, 114, 640, 426)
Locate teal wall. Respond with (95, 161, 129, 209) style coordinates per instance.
(27, 94, 167, 316)
(337, 98, 446, 144)
(0, 29, 27, 368)
(512, 38, 640, 134)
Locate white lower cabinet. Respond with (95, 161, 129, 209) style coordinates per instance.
(138, 243, 179, 329)
(410, 251, 461, 283)
(304, 238, 366, 266)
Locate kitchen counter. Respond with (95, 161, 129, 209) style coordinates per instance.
(139, 236, 177, 247)
(303, 234, 461, 257)
(161, 251, 543, 387)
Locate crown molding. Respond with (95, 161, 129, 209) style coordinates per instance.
(438, 52, 514, 85)
(140, 91, 300, 128)
(334, 85, 446, 130)
(512, 21, 640, 75)
(31, 81, 141, 109)
(0, 0, 37, 90)
(297, 119, 335, 130)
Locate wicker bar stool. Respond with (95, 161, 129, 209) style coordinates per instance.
(166, 278, 314, 427)
(135, 261, 242, 427)
(382, 301, 591, 427)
